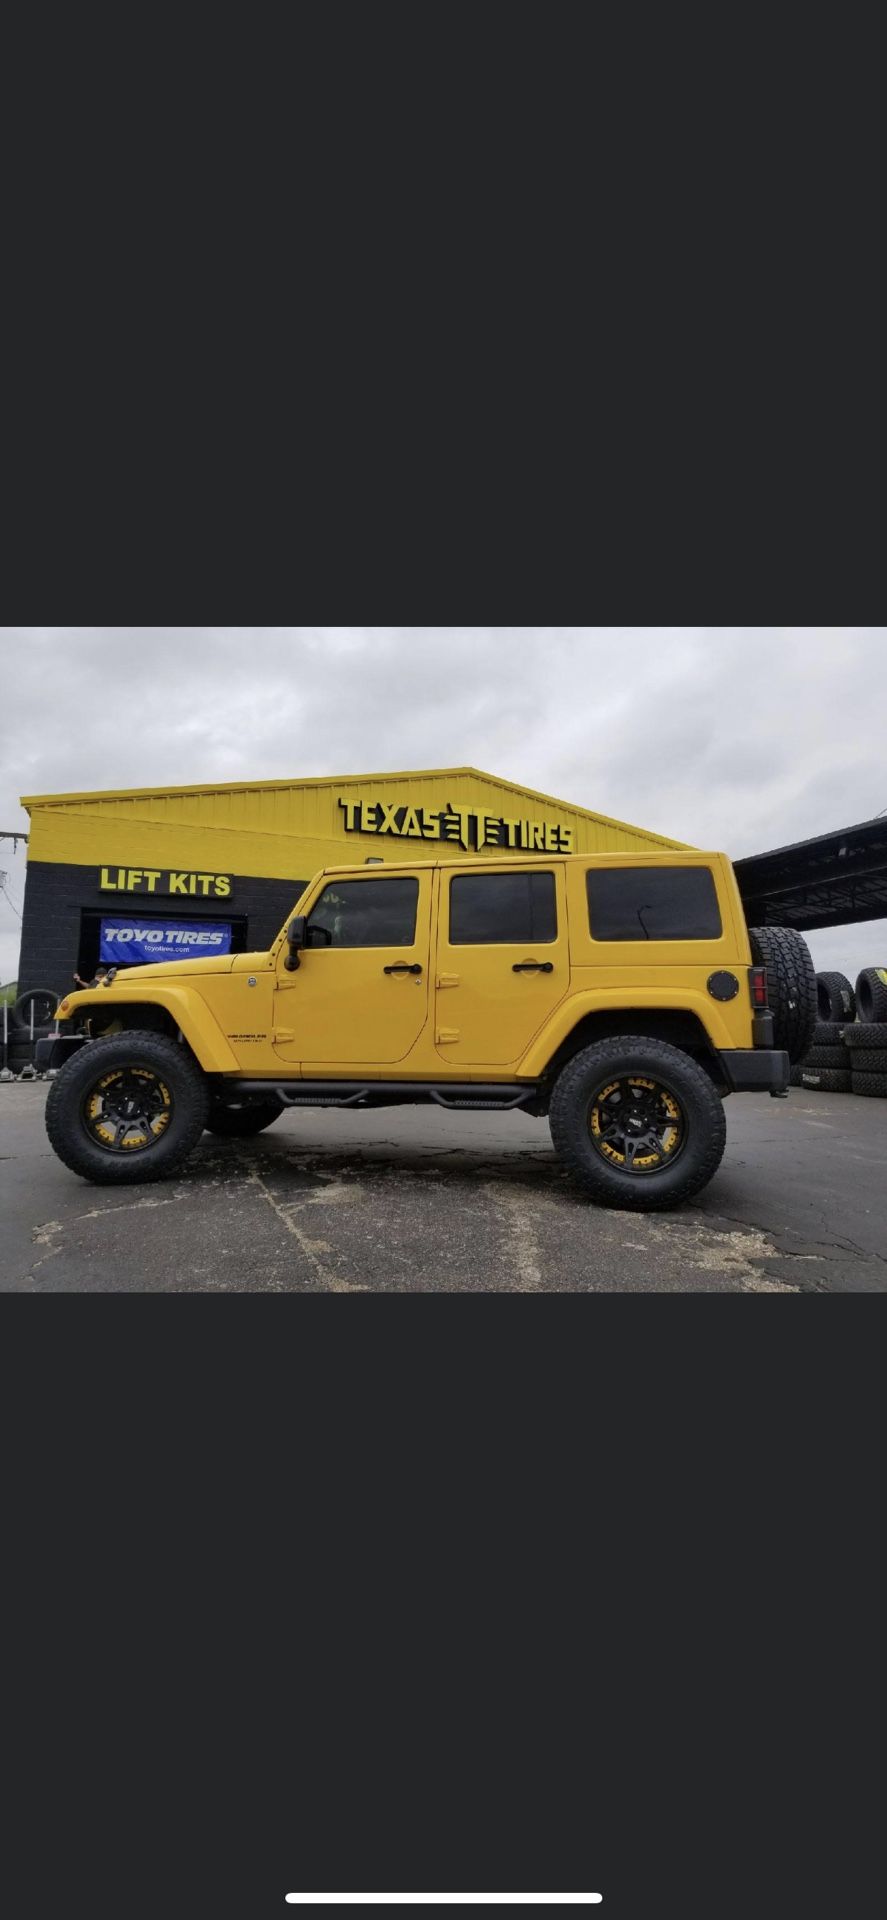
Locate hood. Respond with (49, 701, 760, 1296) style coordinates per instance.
(106, 955, 238, 982)
(99, 948, 273, 985)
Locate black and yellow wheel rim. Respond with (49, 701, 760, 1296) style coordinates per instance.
(81, 1067, 173, 1154)
(588, 1076, 687, 1174)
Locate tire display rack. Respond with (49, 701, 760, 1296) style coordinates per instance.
(0, 987, 60, 1081)
(791, 969, 887, 1099)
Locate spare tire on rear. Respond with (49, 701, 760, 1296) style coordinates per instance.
(855, 968, 887, 1024)
(748, 926, 817, 1065)
(816, 972, 856, 1023)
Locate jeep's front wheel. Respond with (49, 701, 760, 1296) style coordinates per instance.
(549, 1036, 727, 1211)
(45, 1032, 209, 1184)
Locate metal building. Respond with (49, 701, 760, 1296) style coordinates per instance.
(17, 767, 684, 997)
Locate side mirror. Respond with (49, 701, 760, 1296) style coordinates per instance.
(284, 915, 307, 971)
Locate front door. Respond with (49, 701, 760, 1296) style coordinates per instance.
(434, 864, 569, 1067)
(272, 870, 431, 1069)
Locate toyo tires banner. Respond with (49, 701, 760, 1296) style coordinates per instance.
(100, 919, 233, 965)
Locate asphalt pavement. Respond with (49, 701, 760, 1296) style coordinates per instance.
(2, 1081, 885, 1291)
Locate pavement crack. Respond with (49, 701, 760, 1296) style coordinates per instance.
(25, 1219, 66, 1284)
(648, 1215, 803, 1292)
(245, 1169, 366, 1290)
(697, 1208, 878, 1271)
(75, 1194, 188, 1222)
(483, 1180, 546, 1291)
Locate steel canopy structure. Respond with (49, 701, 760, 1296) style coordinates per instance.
(735, 817, 887, 932)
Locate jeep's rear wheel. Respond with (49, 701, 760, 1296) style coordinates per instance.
(549, 1037, 727, 1211)
(45, 1032, 209, 1184)
(205, 1095, 283, 1137)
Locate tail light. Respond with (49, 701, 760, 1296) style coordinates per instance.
(749, 965, 769, 1008)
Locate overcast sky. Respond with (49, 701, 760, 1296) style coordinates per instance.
(1, 626, 885, 986)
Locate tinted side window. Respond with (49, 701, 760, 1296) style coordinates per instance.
(587, 867, 722, 941)
(308, 877, 419, 948)
(450, 871, 557, 944)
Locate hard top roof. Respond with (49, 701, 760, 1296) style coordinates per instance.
(318, 850, 721, 876)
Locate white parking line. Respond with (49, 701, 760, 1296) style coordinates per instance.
(284, 1898, 603, 1907)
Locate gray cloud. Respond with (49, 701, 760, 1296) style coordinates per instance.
(1, 626, 886, 987)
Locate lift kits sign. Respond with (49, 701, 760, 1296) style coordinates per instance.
(98, 867, 233, 898)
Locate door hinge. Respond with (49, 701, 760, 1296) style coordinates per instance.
(436, 1028, 460, 1044)
(436, 973, 461, 989)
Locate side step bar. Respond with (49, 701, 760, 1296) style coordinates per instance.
(233, 1080, 540, 1113)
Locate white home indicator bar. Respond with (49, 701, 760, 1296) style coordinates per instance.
(285, 1899, 603, 1907)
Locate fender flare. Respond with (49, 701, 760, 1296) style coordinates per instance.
(519, 987, 735, 1078)
(55, 986, 239, 1073)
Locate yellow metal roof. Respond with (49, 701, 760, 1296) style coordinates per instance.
(21, 765, 685, 849)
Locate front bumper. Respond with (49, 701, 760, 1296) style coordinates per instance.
(34, 1033, 88, 1072)
(719, 1048, 790, 1096)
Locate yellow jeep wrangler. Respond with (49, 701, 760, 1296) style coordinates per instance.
(40, 852, 816, 1211)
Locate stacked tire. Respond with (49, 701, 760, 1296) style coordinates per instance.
(790, 970, 855, 1092)
(816, 972, 857, 1025)
(1, 988, 59, 1076)
(846, 968, 887, 1099)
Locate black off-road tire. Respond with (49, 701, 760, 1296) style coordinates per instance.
(45, 1031, 209, 1184)
(749, 927, 817, 1064)
(6, 1029, 55, 1071)
(843, 1023, 887, 1051)
(855, 969, 887, 1024)
(803, 1046, 848, 1069)
(205, 1095, 283, 1137)
(549, 1036, 727, 1212)
(851, 1073, 887, 1099)
(811, 1022, 847, 1046)
(799, 1068, 852, 1093)
(816, 972, 856, 1023)
(843, 1048, 887, 1074)
(14, 987, 59, 1029)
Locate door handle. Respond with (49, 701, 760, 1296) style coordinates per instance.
(383, 963, 423, 974)
(512, 961, 554, 973)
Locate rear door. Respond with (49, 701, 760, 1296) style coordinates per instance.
(434, 864, 569, 1068)
(565, 856, 753, 1047)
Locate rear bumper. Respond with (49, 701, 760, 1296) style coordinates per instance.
(719, 1048, 790, 1095)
